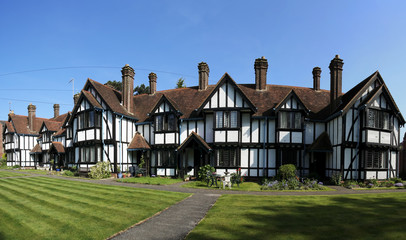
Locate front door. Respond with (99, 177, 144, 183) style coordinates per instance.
(310, 152, 326, 179)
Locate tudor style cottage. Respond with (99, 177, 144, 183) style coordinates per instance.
(22, 55, 403, 180)
(3, 104, 68, 168)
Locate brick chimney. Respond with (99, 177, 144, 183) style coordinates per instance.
(73, 93, 80, 105)
(53, 104, 60, 118)
(329, 55, 344, 111)
(198, 62, 209, 91)
(28, 104, 36, 132)
(149, 72, 157, 95)
(254, 56, 268, 91)
(121, 64, 135, 113)
(312, 67, 321, 91)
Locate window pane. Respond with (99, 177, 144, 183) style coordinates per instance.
(89, 111, 95, 127)
(383, 112, 389, 129)
(294, 112, 301, 129)
(168, 114, 176, 131)
(216, 112, 223, 128)
(368, 110, 375, 128)
(155, 116, 163, 131)
(230, 111, 238, 128)
(279, 112, 288, 128)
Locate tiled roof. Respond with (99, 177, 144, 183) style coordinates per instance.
(82, 90, 102, 109)
(30, 144, 42, 153)
(43, 120, 63, 132)
(8, 114, 48, 135)
(128, 132, 150, 150)
(308, 132, 333, 152)
(4, 121, 15, 133)
(49, 142, 65, 153)
(54, 128, 66, 137)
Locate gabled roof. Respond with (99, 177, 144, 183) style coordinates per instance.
(4, 121, 15, 133)
(274, 89, 309, 112)
(7, 114, 48, 135)
(128, 132, 150, 151)
(86, 79, 135, 117)
(308, 132, 333, 153)
(30, 144, 42, 154)
(48, 142, 65, 153)
(177, 132, 212, 153)
(196, 73, 257, 113)
(42, 120, 63, 132)
(149, 94, 183, 116)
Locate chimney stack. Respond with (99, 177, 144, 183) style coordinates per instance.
(312, 67, 321, 91)
(121, 64, 135, 113)
(198, 62, 209, 90)
(27, 103, 36, 132)
(149, 72, 157, 95)
(73, 93, 80, 105)
(329, 55, 344, 111)
(254, 56, 268, 91)
(53, 104, 60, 118)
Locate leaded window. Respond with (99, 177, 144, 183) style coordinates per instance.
(215, 111, 239, 128)
(79, 146, 101, 163)
(156, 150, 176, 167)
(367, 109, 390, 130)
(77, 111, 101, 130)
(278, 112, 301, 129)
(364, 150, 387, 169)
(155, 113, 177, 132)
(215, 148, 239, 167)
(279, 149, 299, 166)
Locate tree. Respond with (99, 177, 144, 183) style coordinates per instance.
(105, 80, 122, 91)
(176, 78, 186, 88)
(134, 84, 150, 95)
(104, 81, 150, 95)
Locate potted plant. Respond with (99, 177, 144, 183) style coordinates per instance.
(117, 166, 122, 178)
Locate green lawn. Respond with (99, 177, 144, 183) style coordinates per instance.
(0, 176, 190, 240)
(15, 169, 49, 175)
(187, 192, 406, 240)
(0, 171, 27, 178)
(117, 176, 183, 185)
(183, 181, 334, 192)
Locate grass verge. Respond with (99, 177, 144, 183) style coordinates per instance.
(0, 176, 190, 240)
(117, 176, 183, 185)
(183, 181, 334, 191)
(187, 192, 406, 240)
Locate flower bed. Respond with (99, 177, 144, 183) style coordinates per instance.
(261, 178, 325, 191)
(342, 178, 406, 189)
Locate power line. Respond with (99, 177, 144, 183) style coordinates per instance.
(0, 97, 72, 106)
(0, 66, 197, 79)
(0, 89, 72, 92)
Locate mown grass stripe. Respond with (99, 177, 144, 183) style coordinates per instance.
(0, 203, 40, 240)
(0, 179, 126, 225)
(12, 177, 172, 209)
(0, 184, 92, 240)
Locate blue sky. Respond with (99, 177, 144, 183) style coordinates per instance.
(1, 1, 406, 136)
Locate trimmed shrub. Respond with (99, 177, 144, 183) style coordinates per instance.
(63, 170, 74, 177)
(331, 172, 342, 186)
(198, 164, 215, 183)
(88, 162, 111, 179)
(277, 164, 297, 180)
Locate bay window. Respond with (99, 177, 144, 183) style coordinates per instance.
(77, 111, 101, 129)
(364, 149, 387, 169)
(367, 109, 390, 130)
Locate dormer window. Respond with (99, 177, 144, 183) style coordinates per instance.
(155, 113, 177, 132)
(367, 109, 390, 130)
(278, 111, 301, 129)
(215, 111, 239, 129)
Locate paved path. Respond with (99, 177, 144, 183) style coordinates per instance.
(2, 169, 406, 240)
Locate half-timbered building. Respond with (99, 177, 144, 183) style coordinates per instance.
(3, 104, 68, 168)
(63, 55, 403, 180)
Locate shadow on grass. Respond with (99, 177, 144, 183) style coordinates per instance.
(189, 194, 406, 240)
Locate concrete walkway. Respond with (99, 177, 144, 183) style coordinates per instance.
(2, 170, 406, 240)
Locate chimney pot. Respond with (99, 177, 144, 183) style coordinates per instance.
(121, 64, 135, 113)
(73, 93, 80, 105)
(254, 57, 268, 91)
(53, 104, 60, 118)
(312, 67, 321, 91)
(198, 62, 209, 91)
(149, 72, 157, 95)
(329, 55, 344, 112)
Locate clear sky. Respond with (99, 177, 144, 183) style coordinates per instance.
(1, 1, 406, 136)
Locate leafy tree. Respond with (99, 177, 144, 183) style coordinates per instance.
(176, 78, 186, 88)
(105, 81, 150, 95)
(134, 84, 150, 95)
(105, 80, 122, 91)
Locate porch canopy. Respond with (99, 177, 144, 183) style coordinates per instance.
(30, 144, 42, 155)
(128, 132, 151, 151)
(48, 142, 65, 154)
(308, 132, 333, 153)
(177, 131, 212, 153)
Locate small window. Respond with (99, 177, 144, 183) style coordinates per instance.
(155, 113, 177, 132)
(215, 111, 239, 129)
(215, 148, 239, 167)
(364, 150, 387, 169)
(279, 149, 299, 166)
(278, 112, 302, 129)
